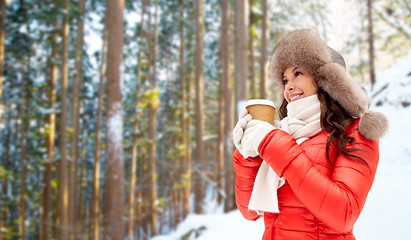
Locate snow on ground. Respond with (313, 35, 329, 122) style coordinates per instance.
(153, 211, 264, 240)
(153, 53, 411, 240)
(354, 104, 411, 239)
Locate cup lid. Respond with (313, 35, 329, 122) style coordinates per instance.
(245, 99, 276, 108)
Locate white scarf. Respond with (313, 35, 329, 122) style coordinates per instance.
(248, 94, 322, 213)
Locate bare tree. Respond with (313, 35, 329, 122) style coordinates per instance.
(19, 61, 30, 240)
(67, 0, 86, 237)
(179, 0, 192, 220)
(103, 0, 125, 239)
(234, 0, 248, 113)
(41, 2, 59, 239)
(129, 0, 147, 238)
(248, 0, 256, 99)
(0, 0, 5, 132)
(0, 114, 10, 240)
(91, 11, 108, 240)
(224, 0, 236, 212)
(260, 0, 268, 99)
(217, 0, 229, 206)
(148, 0, 160, 235)
(176, 0, 188, 224)
(194, 0, 205, 214)
(57, 0, 69, 238)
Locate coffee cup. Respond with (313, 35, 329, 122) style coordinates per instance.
(245, 99, 276, 125)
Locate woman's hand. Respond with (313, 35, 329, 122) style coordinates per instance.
(233, 108, 276, 158)
(240, 120, 275, 158)
(233, 109, 252, 155)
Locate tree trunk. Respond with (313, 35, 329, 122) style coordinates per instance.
(234, 0, 248, 113)
(129, 1, 147, 238)
(78, 131, 87, 238)
(41, 2, 59, 238)
(171, 106, 180, 230)
(194, 0, 205, 214)
(58, 0, 69, 238)
(137, 153, 146, 238)
(225, 0, 236, 211)
(217, 0, 230, 207)
(367, 0, 376, 88)
(0, 0, 5, 133)
(129, 106, 138, 239)
(148, 0, 159, 235)
(83, 204, 90, 240)
(91, 7, 108, 240)
(184, 1, 195, 220)
(179, 0, 191, 221)
(0, 113, 10, 240)
(260, 0, 268, 99)
(148, 41, 159, 238)
(69, 0, 86, 237)
(18, 67, 29, 240)
(248, 0, 256, 99)
(103, 0, 125, 239)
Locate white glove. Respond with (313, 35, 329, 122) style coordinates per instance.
(240, 120, 275, 158)
(233, 109, 252, 155)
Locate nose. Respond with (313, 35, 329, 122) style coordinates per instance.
(285, 82, 294, 92)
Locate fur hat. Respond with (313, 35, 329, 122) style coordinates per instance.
(269, 29, 387, 141)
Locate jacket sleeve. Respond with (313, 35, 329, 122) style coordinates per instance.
(232, 149, 263, 221)
(258, 128, 379, 233)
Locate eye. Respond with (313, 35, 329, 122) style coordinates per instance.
(294, 71, 303, 77)
(282, 78, 288, 85)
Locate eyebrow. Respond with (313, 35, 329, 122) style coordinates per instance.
(283, 67, 299, 78)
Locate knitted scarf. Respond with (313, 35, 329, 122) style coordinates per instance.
(248, 94, 322, 213)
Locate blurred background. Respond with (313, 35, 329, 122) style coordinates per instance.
(0, 0, 410, 239)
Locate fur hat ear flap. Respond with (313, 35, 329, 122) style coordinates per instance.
(316, 62, 388, 141)
(316, 62, 369, 118)
(359, 111, 388, 141)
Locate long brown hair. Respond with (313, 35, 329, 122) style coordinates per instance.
(278, 88, 366, 166)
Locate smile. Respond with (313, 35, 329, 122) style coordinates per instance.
(290, 94, 303, 102)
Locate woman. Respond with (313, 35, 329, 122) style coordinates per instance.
(232, 30, 388, 239)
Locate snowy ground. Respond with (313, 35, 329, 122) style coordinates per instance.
(153, 211, 264, 240)
(153, 53, 411, 240)
(354, 104, 411, 239)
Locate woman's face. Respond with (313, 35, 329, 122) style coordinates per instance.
(282, 66, 319, 103)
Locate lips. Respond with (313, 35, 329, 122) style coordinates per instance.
(290, 93, 303, 102)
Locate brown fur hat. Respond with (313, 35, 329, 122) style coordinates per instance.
(269, 29, 387, 141)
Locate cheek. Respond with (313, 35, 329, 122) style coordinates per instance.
(283, 89, 290, 102)
(305, 78, 318, 94)
(310, 82, 319, 94)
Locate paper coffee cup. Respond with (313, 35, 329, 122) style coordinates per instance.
(245, 99, 276, 125)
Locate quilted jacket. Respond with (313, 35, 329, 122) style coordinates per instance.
(233, 120, 379, 239)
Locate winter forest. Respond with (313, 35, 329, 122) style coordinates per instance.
(0, 0, 410, 239)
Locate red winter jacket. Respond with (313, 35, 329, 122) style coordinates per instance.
(233, 120, 379, 240)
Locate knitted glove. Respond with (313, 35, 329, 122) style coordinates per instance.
(240, 120, 275, 158)
(233, 109, 252, 155)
